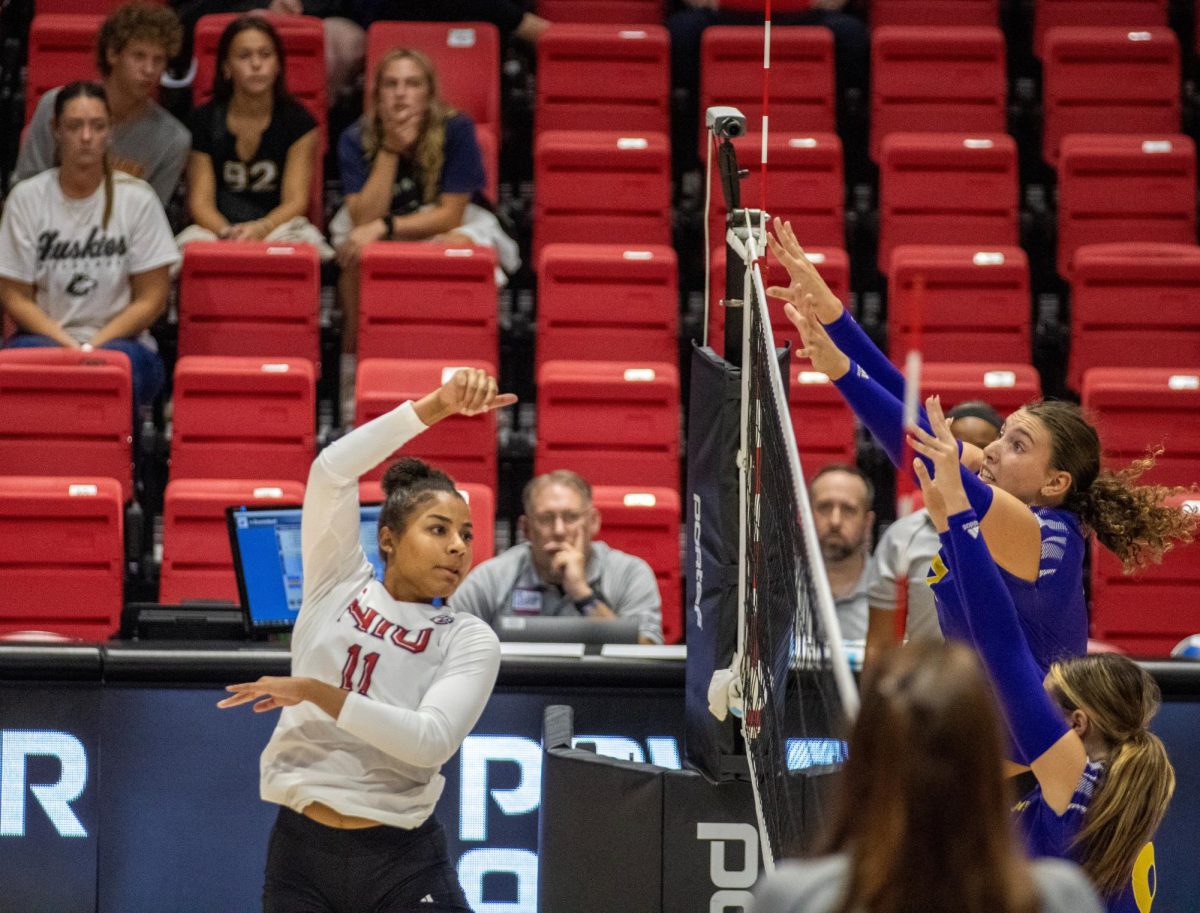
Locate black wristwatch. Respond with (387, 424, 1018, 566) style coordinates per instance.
(574, 591, 604, 616)
(380, 214, 393, 240)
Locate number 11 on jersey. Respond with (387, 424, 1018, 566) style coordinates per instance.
(341, 644, 379, 695)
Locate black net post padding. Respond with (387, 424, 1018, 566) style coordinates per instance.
(684, 342, 790, 783)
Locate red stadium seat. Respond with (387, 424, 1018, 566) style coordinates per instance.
(360, 479, 496, 566)
(160, 478, 305, 605)
(708, 246, 850, 358)
(1069, 243, 1200, 391)
(0, 349, 133, 501)
(788, 365, 857, 475)
(366, 21, 500, 140)
(870, 27, 1007, 162)
(1033, 0, 1167, 58)
(533, 130, 671, 258)
(35, 0, 161, 11)
(869, 0, 998, 26)
(474, 124, 499, 202)
(536, 360, 680, 489)
(536, 243, 677, 371)
(0, 476, 123, 640)
(178, 242, 320, 365)
(537, 25, 669, 134)
(1091, 494, 1200, 656)
(193, 13, 327, 226)
(536, 0, 664, 23)
(357, 243, 498, 364)
(1041, 27, 1179, 166)
(877, 132, 1018, 274)
(920, 362, 1041, 415)
(1082, 367, 1200, 488)
(170, 356, 315, 484)
(888, 245, 1030, 364)
(591, 486, 681, 643)
(1056, 134, 1196, 278)
(25, 14, 102, 124)
(355, 359, 498, 489)
(698, 26, 835, 155)
(709, 132, 844, 250)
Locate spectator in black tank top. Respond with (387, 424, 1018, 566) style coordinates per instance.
(175, 15, 332, 259)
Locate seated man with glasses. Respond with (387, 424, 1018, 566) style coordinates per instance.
(450, 470, 663, 643)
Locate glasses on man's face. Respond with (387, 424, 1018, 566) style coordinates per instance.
(530, 510, 587, 531)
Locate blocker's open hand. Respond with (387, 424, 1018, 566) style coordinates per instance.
(783, 293, 850, 381)
(765, 217, 843, 323)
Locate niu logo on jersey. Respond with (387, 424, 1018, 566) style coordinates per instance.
(346, 600, 433, 654)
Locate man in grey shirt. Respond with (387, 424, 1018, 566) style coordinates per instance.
(450, 470, 663, 643)
(16, 3, 189, 207)
(810, 464, 875, 642)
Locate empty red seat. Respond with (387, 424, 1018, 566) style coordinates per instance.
(1082, 367, 1200, 488)
(355, 359, 498, 489)
(537, 360, 679, 489)
(699, 26, 835, 155)
(178, 242, 320, 365)
(1069, 243, 1200, 390)
(0, 349, 133, 500)
(920, 362, 1041, 415)
(537, 0, 664, 23)
(160, 478, 305, 605)
(357, 243, 498, 364)
(359, 479, 496, 566)
(366, 21, 500, 140)
(25, 14, 102, 123)
(0, 476, 123, 640)
(537, 24, 669, 133)
(1034, 0, 1167, 58)
(1056, 134, 1196, 278)
(788, 365, 857, 475)
(870, 0, 998, 26)
(533, 130, 671, 258)
(194, 13, 327, 225)
(1091, 493, 1200, 656)
(878, 132, 1018, 274)
(709, 132, 844, 250)
(536, 243, 677, 371)
(870, 27, 1006, 161)
(1042, 27, 1179, 166)
(591, 485, 681, 643)
(171, 356, 315, 483)
(888, 245, 1030, 363)
(708, 246, 850, 358)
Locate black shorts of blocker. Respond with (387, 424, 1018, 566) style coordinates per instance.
(263, 806, 471, 913)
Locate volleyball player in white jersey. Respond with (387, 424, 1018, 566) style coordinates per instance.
(219, 367, 513, 913)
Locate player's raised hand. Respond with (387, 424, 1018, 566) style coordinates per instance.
(908, 396, 971, 521)
(784, 293, 850, 380)
(765, 217, 843, 323)
(418, 367, 517, 424)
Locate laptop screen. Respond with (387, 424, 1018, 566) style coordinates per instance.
(226, 503, 385, 631)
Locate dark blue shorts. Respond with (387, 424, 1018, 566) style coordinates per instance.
(262, 806, 471, 913)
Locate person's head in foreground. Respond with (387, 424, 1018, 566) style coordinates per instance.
(980, 400, 1195, 571)
(377, 457, 472, 602)
(518, 470, 600, 586)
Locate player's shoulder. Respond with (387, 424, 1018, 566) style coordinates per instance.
(112, 170, 164, 207)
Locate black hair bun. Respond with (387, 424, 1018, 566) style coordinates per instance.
(381, 457, 435, 498)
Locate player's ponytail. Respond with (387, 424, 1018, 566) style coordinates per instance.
(377, 457, 461, 546)
(1025, 401, 1198, 572)
(1047, 654, 1176, 897)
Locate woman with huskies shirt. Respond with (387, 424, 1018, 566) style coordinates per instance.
(219, 367, 513, 913)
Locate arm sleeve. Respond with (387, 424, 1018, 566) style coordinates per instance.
(337, 124, 370, 195)
(151, 122, 191, 207)
(438, 115, 486, 196)
(127, 188, 181, 275)
(0, 187, 37, 284)
(300, 401, 428, 604)
(944, 507, 1070, 764)
(834, 359, 995, 517)
(336, 621, 501, 768)
(14, 94, 56, 183)
(823, 308, 906, 401)
(613, 556, 663, 644)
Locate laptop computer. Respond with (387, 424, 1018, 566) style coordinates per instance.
(493, 614, 640, 644)
(226, 502, 386, 633)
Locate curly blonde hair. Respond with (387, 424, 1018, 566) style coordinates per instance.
(361, 48, 457, 206)
(1024, 400, 1199, 573)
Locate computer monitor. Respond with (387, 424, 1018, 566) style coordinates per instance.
(226, 503, 385, 632)
(493, 615, 640, 644)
